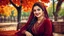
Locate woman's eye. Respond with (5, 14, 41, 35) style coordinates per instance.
(37, 9, 40, 11)
(33, 10, 36, 12)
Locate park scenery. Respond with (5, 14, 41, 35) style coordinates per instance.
(0, 0, 64, 36)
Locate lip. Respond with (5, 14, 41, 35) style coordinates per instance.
(35, 13, 39, 16)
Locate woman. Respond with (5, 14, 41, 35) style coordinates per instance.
(16, 2, 53, 36)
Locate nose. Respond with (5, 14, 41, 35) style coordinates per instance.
(35, 11, 39, 13)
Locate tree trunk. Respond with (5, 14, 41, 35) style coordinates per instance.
(10, 0, 22, 30)
(53, 0, 63, 21)
(17, 6, 21, 30)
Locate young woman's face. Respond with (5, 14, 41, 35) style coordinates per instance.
(33, 6, 44, 18)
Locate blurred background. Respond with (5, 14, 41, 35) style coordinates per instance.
(0, 0, 64, 36)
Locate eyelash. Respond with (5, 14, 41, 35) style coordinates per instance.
(33, 9, 40, 12)
(33, 10, 36, 12)
(37, 9, 40, 11)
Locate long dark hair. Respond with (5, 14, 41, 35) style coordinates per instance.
(17, 2, 49, 36)
(26, 2, 49, 33)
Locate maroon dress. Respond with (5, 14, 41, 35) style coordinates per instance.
(32, 18, 53, 36)
(16, 18, 53, 36)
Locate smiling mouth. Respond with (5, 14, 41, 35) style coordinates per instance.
(35, 13, 40, 16)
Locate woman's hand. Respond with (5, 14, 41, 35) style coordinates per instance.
(25, 31, 33, 36)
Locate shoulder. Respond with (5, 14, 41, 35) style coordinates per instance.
(44, 18, 51, 22)
(44, 18, 52, 28)
(44, 18, 52, 25)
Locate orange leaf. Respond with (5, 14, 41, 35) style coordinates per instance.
(41, 0, 50, 3)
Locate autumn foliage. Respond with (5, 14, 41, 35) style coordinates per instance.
(0, 0, 9, 6)
(21, 0, 50, 11)
(0, 0, 50, 17)
(0, 0, 50, 11)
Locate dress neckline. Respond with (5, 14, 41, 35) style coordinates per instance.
(32, 18, 46, 34)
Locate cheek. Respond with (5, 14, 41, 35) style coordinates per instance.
(40, 12, 44, 16)
(33, 12, 36, 16)
(42, 12, 44, 16)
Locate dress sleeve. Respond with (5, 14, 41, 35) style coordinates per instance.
(44, 19, 53, 36)
(20, 23, 29, 34)
(15, 23, 29, 36)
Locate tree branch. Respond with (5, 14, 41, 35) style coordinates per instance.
(56, 0, 63, 13)
(9, 0, 17, 8)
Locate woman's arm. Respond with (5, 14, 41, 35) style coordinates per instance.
(20, 26, 33, 36)
(16, 24, 32, 36)
(44, 19, 53, 36)
(25, 31, 33, 36)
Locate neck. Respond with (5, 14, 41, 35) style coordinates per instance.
(37, 16, 45, 23)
